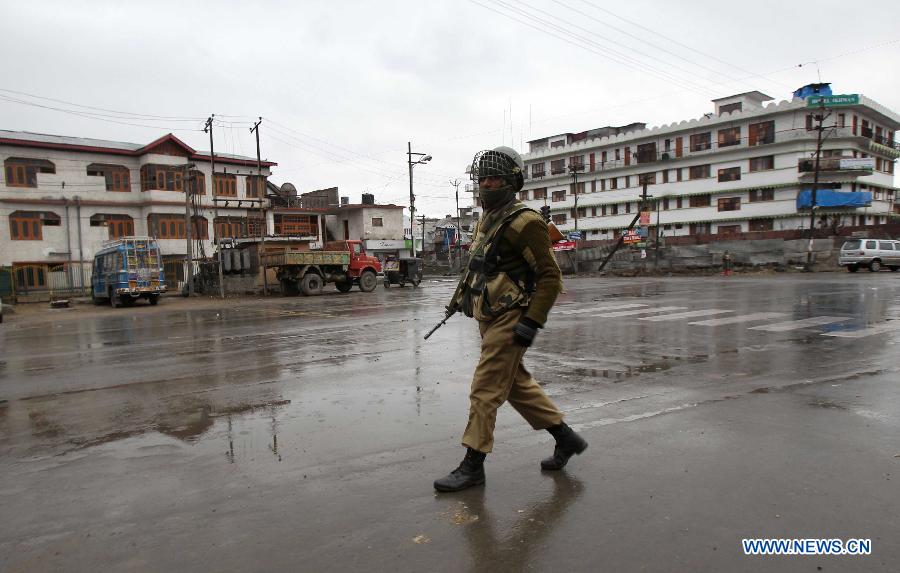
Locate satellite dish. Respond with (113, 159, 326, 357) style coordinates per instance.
(280, 182, 298, 197)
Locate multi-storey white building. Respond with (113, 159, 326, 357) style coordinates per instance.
(492, 88, 899, 240)
(0, 130, 276, 292)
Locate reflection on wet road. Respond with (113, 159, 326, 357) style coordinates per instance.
(1, 274, 898, 572)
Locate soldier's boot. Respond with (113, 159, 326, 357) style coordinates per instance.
(434, 448, 486, 492)
(541, 422, 588, 471)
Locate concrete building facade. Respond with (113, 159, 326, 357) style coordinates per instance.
(0, 130, 276, 292)
(473, 89, 899, 240)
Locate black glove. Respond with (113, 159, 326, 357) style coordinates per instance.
(512, 317, 541, 347)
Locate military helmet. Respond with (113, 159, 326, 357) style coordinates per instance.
(470, 146, 525, 191)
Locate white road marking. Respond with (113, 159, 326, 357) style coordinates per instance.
(821, 321, 900, 338)
(639, 309, 734, 322)
(557, 303, 648, 315)
(591, 306, 687, 318)
(689, 312, 787, 326)
(748, 316, 851, 332)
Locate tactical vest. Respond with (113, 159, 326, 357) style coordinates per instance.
(452, 201, 537, 320)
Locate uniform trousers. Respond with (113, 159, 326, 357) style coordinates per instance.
(461, 307, 564, 453)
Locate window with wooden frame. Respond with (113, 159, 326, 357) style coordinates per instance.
(689, 194, 711, 208)
(718, 167, 741, 182)
(610, 178, 618, 190)
(676, 197, 683, 209)
(749, 218, 774, 232)
(749, 188, 775, 202)
(86, 164, 131, 192)
(518, 190, 529, 201)
(214, 173, 237, 197)
(90, 214, 135, 239)
(192, 216, 209, 239)
(569, 155, 584, 169)
(532, 188, 547, 200)
(371, 217, 384, 227)
(9, 211, 45, 240)
(551, 213, 567, 225)
(748, 121, 775, 146)
(689, 164, 710, 180)
(551, 190, 566, 202)
(245, 175, 266, 198)
(717, 224, 741, 234)
(717, 127, 741, 147)
(689, 222, 710, 235)
(639, 172, 656, 186)
(662, 170, 669, 183)
(531, 163, 545, 178)
(274, 214, 316, 236)
(636, 142, 657, 164)
(214, 217, 246, 238)
(13, 264, 49, 289)
(4, 158, 55, 188)
(610, 204, 619, 215)
(140, 164, 187, 192)
(749, 156, 775, 172)
(690, 132, 711, 152)
(717, 197, 741, 211)
(148, 214, 187, 239)
(550, 159, 566, 175)
(189, 171, 206, 195)
(663, 197, 670, 210)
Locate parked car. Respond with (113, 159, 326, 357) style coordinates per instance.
(838, 238, 900, 272)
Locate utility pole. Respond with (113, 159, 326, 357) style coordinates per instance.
(569, 163, 584, 272)
(408, 142, 416, 258)
(406, 142, 431, 258)
(419, 214, 426, 261)
(250, 117, 268, 295)
(182, 162, 195, 296)
(806, 102, 831, 271)
(205, 115, 225, 299)
(451, 178, 461, 272)
(654, 194, 661, 271)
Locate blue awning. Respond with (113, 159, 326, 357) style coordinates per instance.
(796, 190, 871, 209)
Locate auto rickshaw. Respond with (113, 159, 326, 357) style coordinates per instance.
(383, 257, 422, 288)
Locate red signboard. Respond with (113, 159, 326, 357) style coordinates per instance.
(640, 211, 651, 225)
(622, 232, 641, 244)
(552, 240, 576, 252)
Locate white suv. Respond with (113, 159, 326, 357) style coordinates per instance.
(839, 238, 900, 272)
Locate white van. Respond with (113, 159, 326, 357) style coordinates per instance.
(839, 238, 900, 272)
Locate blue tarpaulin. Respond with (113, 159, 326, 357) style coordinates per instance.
(796, 190, 871, 209)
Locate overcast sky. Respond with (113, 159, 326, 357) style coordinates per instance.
(2, 0, 898, 217)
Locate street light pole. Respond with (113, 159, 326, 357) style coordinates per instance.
(407, 142, 431, 258)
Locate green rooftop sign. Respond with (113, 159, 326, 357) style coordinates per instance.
(807, 94, 859, 107)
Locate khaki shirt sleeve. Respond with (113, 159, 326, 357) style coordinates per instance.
(509, 211, 563, 326)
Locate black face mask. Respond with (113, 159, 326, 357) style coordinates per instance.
(481, 183, 516, 211)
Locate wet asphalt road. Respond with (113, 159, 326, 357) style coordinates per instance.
(1, 274, 899, 572)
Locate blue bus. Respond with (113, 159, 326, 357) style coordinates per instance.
(91, 236, 166, 307)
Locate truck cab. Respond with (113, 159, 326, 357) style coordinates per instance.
(324, 240, 382, 276)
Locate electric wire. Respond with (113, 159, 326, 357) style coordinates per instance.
(470, 0, 717, 97)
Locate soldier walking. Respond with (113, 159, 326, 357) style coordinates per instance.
(433, 146, 588, 493)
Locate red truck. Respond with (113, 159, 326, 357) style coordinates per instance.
(265, 240, 382, 296)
